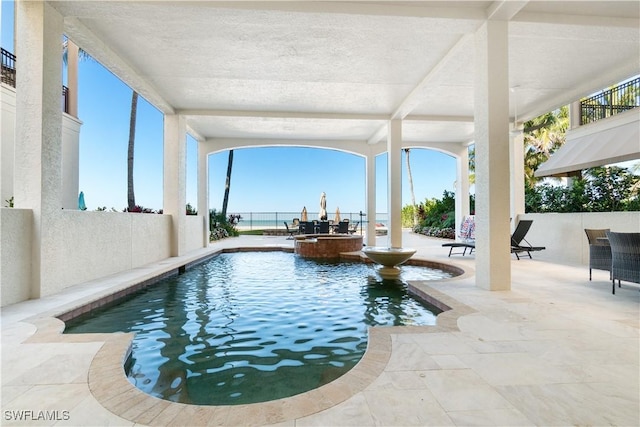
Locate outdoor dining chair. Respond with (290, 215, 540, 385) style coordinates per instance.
(584, 228, 611, 281)
(606, 231, 640, 294)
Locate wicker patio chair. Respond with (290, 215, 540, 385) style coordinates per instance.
(606, 231, 640, 294)
(584, 228, 612, 281)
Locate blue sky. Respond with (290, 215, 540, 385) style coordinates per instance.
(2, 1, 457, 214)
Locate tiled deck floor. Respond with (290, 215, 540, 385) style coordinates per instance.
(1, 231, 638, 426)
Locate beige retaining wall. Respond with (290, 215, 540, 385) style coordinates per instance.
(0, 209, 209, 306)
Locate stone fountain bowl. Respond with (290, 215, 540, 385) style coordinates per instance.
(361, 247, 417, 278)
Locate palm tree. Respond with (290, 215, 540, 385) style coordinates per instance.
(127, 91, 138, 210)
(523, 106, 568, 187)
(221, 149, 234, 218)
(63, 38, 139, 211)
(404, 149, 418, 227)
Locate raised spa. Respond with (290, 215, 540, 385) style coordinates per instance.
(64, 251, 454, 405)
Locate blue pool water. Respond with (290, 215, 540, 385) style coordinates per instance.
(64, 251, 451, 405)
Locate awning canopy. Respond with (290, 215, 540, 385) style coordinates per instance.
(535, 109, 640, 177)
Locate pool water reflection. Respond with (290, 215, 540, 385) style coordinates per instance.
(64, 252, 452, 405)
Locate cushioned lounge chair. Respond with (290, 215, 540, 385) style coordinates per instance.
(442, 216, 475, 257)
(443, 218, 545, 259)
(510, 220, 546, 259)
(606, 231, 640, 294)
(584, 228, 611, 281)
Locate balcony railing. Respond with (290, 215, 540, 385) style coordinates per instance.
(581, 77, 640, 125)
(1, 47, 16, 87)
(1, 47, 70, 114)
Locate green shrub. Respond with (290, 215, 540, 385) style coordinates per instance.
(209, 209, 239, 240)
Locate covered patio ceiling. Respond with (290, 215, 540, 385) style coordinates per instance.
(52, 1, 639, 153)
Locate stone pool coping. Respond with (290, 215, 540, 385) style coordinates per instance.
(19, 247, 474, 426)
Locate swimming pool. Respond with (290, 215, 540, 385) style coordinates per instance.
(64, 251, 452, 405)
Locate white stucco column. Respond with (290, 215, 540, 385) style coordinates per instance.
(197, 142, 210, 247)
(61, 116, 82, 210)
(163, 114, 187, 257)
(14, 1, 64, 297)
(510, 123, 525, 221)
(365, 149, 376, 245)
(455, 144, 471, 237)
(474, 20, 511, 291)
(66, 40, 79, 118)
(569, 100, 581, 129)
(387, 119, 402, 248)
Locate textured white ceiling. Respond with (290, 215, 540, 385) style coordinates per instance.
(51, 1, 639, 154)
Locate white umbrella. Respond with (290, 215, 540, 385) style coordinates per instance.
(319, 192, 327, 220)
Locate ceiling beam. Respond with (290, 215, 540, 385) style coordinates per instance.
(486, 1, 529, 21)
(179, 1, 487, 20)
(514, 11, 639, 29)
(177, 109, 388, 121)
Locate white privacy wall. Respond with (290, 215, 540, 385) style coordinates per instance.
(520, 212, 640, 266)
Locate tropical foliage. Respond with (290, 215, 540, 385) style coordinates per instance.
(406, 191, 475, 239)
(523, 106, 569, 188)
(526, 166, 640, 212)
(209, 209, 239, 241)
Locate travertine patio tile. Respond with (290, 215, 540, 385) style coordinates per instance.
(498, 382, 640, 427)
(7, 353, 94, 385)
(430, 354, 467, 369)
(447, 408, 535, 426)
(409, 331, 477, 354)
(364, 388, 454, 426)
(420, 369, 514, 412)
(366, 370, 429, 391)
(1, 383, 90, 426)
(456, 352, 587, 386)
(385, 342, 441, 371)
(55, 394, 136, 426)
(295, 393, 375, 426)
(0, 385, 33, 406)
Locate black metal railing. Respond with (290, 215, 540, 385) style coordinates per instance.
(1, 47, 70, 114)
(581, 77, 640, 125)
(230, 211, 385, 231)
(1, 47, 16, 87)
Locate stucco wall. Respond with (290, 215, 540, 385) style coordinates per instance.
(185, 215, 205, 253)
(0, 208, 33, 306)
(48, 211, 173, 296)
(0, 210, 176, 305)
(1, 85, 16, 208)
(519, 212, 640, 266)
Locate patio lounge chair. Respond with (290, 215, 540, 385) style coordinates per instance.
(584, 228, 611, 281)
(510, 219, 546, 259)
(442, 216, 475, 257)
(348, 221, 359, 234)
(606, 231, 640, 294)
(284, 221, 296, 239)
